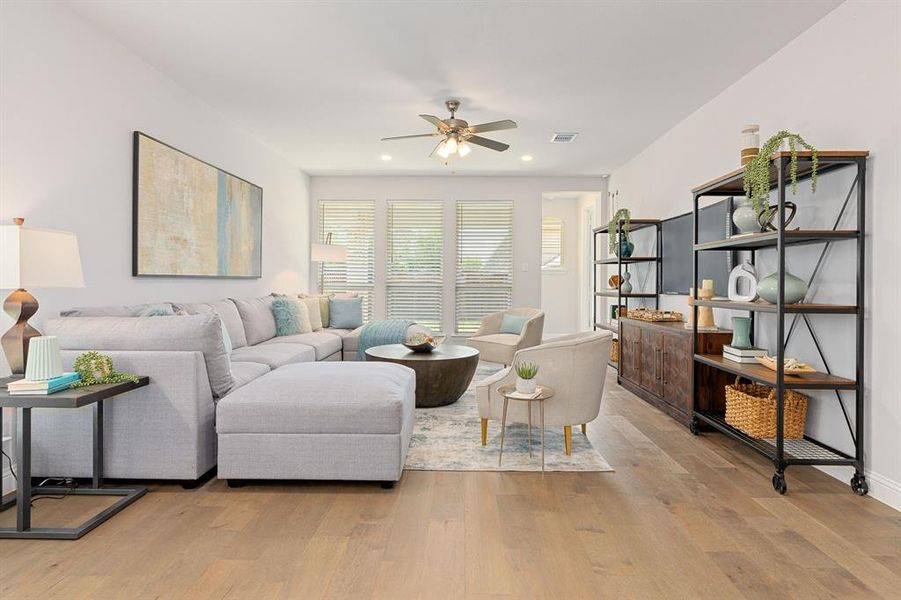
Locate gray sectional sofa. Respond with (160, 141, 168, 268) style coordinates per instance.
(32, 295, 415, 487)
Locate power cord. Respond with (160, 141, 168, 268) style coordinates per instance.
(1, 448, 15, 481)
(1, 449, 77, 506)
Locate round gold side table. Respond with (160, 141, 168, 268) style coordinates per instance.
(495, 384, 555, 472)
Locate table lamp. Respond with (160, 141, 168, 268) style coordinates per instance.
(0, 218, 84, 374)
(311, 232, 347, 293)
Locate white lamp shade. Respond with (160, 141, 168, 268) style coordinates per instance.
(311, 243, 347, 263)
(0, 224, 85, 289)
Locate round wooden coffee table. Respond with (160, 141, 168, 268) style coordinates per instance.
(364, 344, 480, 408)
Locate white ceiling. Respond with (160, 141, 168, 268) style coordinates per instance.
(65, 0, 841, 176)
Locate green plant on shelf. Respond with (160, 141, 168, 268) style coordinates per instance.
(607, 207, 631, 253)
(743, 130, 819, 223)
(514, 361, 539, 380)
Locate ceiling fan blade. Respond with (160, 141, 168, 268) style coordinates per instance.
(381, 133, 440, 141)
(467, 119, 517, 134)
(419, 114, 450, 132)
(466, 135, 510, 152)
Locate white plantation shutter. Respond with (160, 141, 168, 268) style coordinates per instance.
(541, 216, 564, 270)
(318, 200, 375, 322)
(386, 200, 444, 331)
(455, 200, 514, 334)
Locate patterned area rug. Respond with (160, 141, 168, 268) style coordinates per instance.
(405, 363, 614, 472)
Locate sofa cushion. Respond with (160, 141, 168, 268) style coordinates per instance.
(338, 327, 363, 352)
(229, 361, 270, 391)
(60, 302, 176, 318)
(261, 331, 342, 360)
(231, 296, 277, 345)
(500, 313, 528, 335)
(469, 333, 520, 349)
(216, 362, 415, 435)
(172, 299, 248, 349)
(230, 343, 315, 369)
(329, 297, 363, 329)
(45, 314, 235, 398)
(298, 296, 323, 331)
(272, 296, 312, 336)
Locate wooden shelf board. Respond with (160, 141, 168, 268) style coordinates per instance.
(593, 219, 660, 234)
(694, 229, 858, 251)
(692, 151, 868, 196)
(594, 256, 658, 265)
(595, 291, 657, 298)
(694, 354, 856, 390)
(693, 299, 857, 314)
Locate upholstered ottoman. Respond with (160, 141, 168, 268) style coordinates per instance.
(216, 362, 415, 487)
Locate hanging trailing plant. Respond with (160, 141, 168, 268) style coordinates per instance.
(743, 130, 819, 223)
(70, 351, 140, 388)
(607, 207, 631, 254)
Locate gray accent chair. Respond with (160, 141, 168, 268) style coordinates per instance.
(466, 308, 545, 365)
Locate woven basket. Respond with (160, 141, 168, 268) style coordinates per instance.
(609, 339, 619, 363)
(724, 376, 808, 439)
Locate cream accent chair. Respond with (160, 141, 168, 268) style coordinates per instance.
(475, 330, 613, 455)
(467, 308, 545, 366)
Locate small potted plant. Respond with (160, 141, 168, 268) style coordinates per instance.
(515, 361, 539, 395)
(743, 130, 818, 226)
(608, 207, 633, 257)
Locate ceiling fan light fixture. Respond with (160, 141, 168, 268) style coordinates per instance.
(436, 140, 451, 159)
(445, 136, 458, 155)
(457, 141, 471, 157)
(521, 155, 534, 162)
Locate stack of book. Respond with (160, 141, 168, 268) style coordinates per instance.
(6, 372, 80, 395)
(722, 345, 768, 364)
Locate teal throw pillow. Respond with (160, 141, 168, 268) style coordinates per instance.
(500, 314, 529, 335)
(271, 296, 302, 336)
(136, 304, 175, 317)
(329, 297, 363, 329)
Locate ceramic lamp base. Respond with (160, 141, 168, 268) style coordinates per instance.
(1, 288, 41, 375)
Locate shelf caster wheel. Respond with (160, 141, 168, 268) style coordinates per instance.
(772, 472, 787, 495)
(851, 474, 869, 496)
(689, 417, 700, 436)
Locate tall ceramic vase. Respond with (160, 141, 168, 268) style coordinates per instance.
(732, 198, 760, 234)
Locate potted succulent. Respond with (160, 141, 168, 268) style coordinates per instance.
(743, 130, 819, 227)
(608, 207, 633, 257)
(514, 361, 539, 395)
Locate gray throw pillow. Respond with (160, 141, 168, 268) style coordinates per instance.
(231, 296, 277, 346)
(329, 297, 363, 329)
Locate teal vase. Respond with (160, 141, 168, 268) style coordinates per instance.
(758, 272, 808, 304)
(731, 317, 752, 349)
(615, 238, 634, 258)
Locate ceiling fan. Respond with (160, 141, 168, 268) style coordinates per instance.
(381, 100, 517, 159)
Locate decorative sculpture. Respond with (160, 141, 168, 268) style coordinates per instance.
(728, 261, 759, 302)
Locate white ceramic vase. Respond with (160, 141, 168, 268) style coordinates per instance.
(515, 377, 537, 395)
(25, 336, 63, 381)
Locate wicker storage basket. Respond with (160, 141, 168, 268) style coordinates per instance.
(609, 339, 619, 363)
(724, 376, 808, 439)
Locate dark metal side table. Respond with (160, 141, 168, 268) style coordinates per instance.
(0, 376, 149, 539)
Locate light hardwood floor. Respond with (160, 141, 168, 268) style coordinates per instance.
(1, 371, 899, 599)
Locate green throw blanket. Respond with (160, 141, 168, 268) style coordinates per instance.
(358, 319, 415, 361)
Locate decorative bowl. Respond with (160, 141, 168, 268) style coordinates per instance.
(402, 333, 445, 353)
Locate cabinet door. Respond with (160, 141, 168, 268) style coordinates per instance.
(639, 329, 663, 397)
(619, 323, 641, 386)
(662, 333, 691, 415)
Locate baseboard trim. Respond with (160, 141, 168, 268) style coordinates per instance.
(816, 465, 901, 512)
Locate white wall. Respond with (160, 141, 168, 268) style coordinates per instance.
(609, 0, 901, 509)
(0, 2, 311, 490)
(0, 1, 312, 354)
(310, 176, 600, 334)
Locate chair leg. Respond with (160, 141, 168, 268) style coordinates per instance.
(581, 423, 587, 435)
(481, 418, 488, 446)
(564, 426, 572, 456)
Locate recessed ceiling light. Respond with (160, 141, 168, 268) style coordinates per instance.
(521, 155, 533, 162)
(380, 154, 392, 161)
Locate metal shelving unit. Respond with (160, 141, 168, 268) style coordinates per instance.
(688, 151, 868, 496)
(592, 219, 662, 371)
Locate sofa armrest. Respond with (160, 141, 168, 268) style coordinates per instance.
(474, 310, 506, 337)
(516, 312, 545, 349)
(30, 350, 217, 480)
(475, 365, 514, 418)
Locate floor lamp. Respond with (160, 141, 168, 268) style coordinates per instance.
(1, 218, 85, 375)
(311, 233, 347, 294)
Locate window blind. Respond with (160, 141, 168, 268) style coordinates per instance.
(455, 200, 514, 334)
(386, 200, 444, 331)
(318, 200, 375, 322)
(541, 216, 564, 270)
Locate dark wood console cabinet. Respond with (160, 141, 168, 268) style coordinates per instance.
(618, 317, 731, 426)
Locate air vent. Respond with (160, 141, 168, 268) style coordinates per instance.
(550, 132, 578, 143)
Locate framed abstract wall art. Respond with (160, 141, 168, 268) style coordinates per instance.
(132, 131, 263, 278)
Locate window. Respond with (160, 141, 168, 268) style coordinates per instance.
(318, 200, 375, 322)
(386, 200, 444, 331)
(455, 200, 514, 334)
(541, 216, 564, 270)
